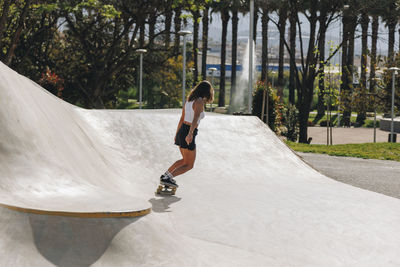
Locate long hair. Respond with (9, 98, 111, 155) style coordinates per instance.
(187, 80, 214, 103)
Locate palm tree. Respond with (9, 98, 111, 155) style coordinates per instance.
(369, 14, 379, 91)
(316, 0, 342, 121)
(260, 4, 270, 82)
(341, 1, 358, 127)
(164, 0, 173, 49)
(382, 0, 398, 62)
(276, 3, 288, 93)
(288, 2, 297, 105)
(173, 6, 182, 56)
(191, 7, 201, 84)
(212, 0, 231, 107)
(201, 5, 210, 80)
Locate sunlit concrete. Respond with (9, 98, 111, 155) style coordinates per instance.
(1, 61, 400, 266)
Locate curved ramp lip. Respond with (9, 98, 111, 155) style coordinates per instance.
(0, 203, 151, 218)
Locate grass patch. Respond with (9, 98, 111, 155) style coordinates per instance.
(286, 141, 400, 162)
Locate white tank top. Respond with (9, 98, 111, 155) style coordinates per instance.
(184, 99, 205, 125)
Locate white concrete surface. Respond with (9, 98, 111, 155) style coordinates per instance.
(1, 61, 400, 266)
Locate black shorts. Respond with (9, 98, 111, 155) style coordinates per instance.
(174, 123, 198, 151)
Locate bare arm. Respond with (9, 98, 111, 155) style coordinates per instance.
(185, 98, 204, 144)
(176, 104, 185, 136)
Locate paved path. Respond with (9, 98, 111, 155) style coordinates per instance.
(298, 152, 400, 199)
(308, 126, 391, 144)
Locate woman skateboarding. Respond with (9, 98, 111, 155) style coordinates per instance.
(160, 80, 214, 188)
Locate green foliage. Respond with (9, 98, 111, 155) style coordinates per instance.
(280, 104, 299, 142)
(252, 81, 282, 132)
(286, 142, 400, 162)
(114, 87, 138, 109)
(148, 55, 194, 108)
(377, 54, 400, 115)
(364, 119, 380, 128)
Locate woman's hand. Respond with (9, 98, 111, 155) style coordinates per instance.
(185, 133, 193, 145)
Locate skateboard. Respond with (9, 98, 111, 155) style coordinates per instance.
(155, 184, 177, 196)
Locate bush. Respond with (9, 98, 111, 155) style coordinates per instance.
(280, 104, 299, 142)
(364, 119, 380, 128)
(320, 120, 335, 127)
(252, 81, 281, 132)
(38, 69, 64, 98)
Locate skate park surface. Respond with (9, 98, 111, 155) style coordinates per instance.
(1, 61, 400, 266)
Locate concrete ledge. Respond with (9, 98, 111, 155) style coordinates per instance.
(379, 118, 400, 133)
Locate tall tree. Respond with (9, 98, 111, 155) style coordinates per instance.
(164, 0, 173, 49)
(341, 1, 358, 127)
(201, 5, 209, 80)
(315, 3, 331, 120)
(0, 0, 11, 52)
(191, 8, 201, 84)
(288, 2, 297, 105)
(173, 6, 182, 56)
(3, 0, 31, 65)
(231, 7, 239, 103)
(260, 5, 269, 82)
(369, 15, 379, 91)
(212, 1, 231, 107)
(276, 4, 288, 93)
(271, 0, 343, 142)
(219, 9, 230, 107)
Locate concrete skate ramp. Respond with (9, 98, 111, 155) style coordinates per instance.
(1, 61, 400, 266)
(0, 61, 150, 217)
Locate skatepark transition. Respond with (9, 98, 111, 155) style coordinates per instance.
(0, 61, 400, 266)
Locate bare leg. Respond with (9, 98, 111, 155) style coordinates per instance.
(170, 148, 196, 177)
(167, 148, 185, 172)
(168, 159, 184, 173)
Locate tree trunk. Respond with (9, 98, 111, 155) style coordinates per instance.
(288, 6, 297, 105)
(388, 18, 396, 62)
(5, 0, 30, 65)
(253, 4, 258, 44)
(192, 10, 200, 85)
(219, 10, 230, 107)
(360, 12, 369, 89)
(316, 13, 327, 120)
(139, 19, 145, 48)
(356, 11, 369, 124)
(201, 6, 209, 80)
(297, 9, 318, 143)
(148, 10, 157, 48)
(0, 0, 11, 53)
(173, 8, 182, 57)
(298, 82, 314, 143)
(342, 17, 356, 127)
(370, 15, 378, 92)
(261, 8, 269, 82)
(230, 9, 238, 104)
(164, 1, 173, 49)
(277, 7, 287, 91)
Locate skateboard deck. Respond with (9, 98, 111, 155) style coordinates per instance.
(155, 184, 177, 196)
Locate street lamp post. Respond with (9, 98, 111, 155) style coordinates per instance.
(389, 67, 399, 142)
(248, 0, 254, 114)
(209, 67, 217, 111)
(178, 30, 192, 106)
(137, 49, 147, 109)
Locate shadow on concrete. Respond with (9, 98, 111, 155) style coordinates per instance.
(28, 214, 140, 267)
(149, 196, 181, 213)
